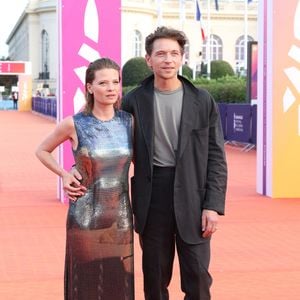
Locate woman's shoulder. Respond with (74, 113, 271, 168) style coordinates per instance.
(54, 115, 75, 136)
(73, 111, 87, 120)
(73, 111, 95, 125)
(60, 115, 75, 127)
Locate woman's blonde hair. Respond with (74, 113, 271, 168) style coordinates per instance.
(84, 58, 121, 114)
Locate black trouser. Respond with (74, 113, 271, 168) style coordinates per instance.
(141, 166, 212, 300)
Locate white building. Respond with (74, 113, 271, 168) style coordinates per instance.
(6, 0, 57, 94)
(6, 0, 257, 95)
(122, 0, 257, 76)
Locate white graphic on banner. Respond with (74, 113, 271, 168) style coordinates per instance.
(283, 0, 300, 135)
(288, 45, 300, 63)
(283, 88, 296, 113)
(74, 66, 88, 85)
(74, 88, 86, 114)
(74, 0, 101, 113)
(233, 113, 244, 133)
(84, 0, 99, 43)
(78, 43, 100, 62)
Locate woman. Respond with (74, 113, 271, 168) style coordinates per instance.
(36, 58, 134, 300)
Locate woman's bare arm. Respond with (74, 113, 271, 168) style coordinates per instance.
(35, 116, 84, 201)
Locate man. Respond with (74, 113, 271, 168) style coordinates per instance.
(121, 27, 227, 299)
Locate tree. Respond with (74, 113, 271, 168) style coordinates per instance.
(122, 57, 152, 86)
(182, 64, 193, 79)
(200, 60, 234, 79)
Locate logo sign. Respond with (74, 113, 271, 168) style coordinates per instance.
(226, 105, 252, 143)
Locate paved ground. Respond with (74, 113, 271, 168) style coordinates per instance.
(0, 110, 300, 299)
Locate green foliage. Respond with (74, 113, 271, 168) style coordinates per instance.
(121, 58, 246, 103)
(201, 60, 235, 79)
(194, 76, 246, 103)
(122, 57, 152, 87)
(182, 64, 193, 79)
(211, 60, 234, 79)
(123, 76, 246, 103)
(122, 85, 137, 96)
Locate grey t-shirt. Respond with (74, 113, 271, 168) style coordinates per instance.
(153, 87, 183, 167)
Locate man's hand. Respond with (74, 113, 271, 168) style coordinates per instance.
(62, 167, 86, 202)
(201, 209, 219, 238)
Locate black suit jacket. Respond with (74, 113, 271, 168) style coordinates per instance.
(122, 75, 227, 244)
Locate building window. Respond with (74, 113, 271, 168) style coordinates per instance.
(235, 35, 254, 71)
(133, 30, 142, 57)
(202, 34, 223, 62)
(40, 30, 49, 80)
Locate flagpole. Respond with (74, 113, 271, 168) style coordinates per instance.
(194, 0, 200, 80)
(179, 0, 186, 75)
(207, 0, 211, 79)
(244, 0, 248, 74)
(157, 0, 163, 26)
(193, 0, 197, 80)
(179, 0, 186, 30)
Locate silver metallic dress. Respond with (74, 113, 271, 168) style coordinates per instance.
(65, 110, 134, 300)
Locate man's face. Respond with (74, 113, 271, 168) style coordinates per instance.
(145, 38, 183, 80)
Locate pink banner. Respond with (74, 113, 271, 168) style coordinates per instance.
(58, 0, 121, 201)
(250, 43, 258, 101)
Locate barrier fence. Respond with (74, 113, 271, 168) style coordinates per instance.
(0, 100, 14, 110)
(31, 98, 257, 149)
(219, 103, 257, 151)
(32, 97, 57, 118)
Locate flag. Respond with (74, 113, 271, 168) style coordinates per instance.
(195, 0, 201, 21)
(215, 0, 219, 11)
(195, 0, 206, 41)
(201, 27, 206, 41)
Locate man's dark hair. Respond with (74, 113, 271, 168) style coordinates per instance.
(145, 26, 187, 55)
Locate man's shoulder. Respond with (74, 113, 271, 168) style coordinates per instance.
(181, 78, 212, 102)
(195, 86, 212, 101)
(123, 75, 154, 101)
(123, 85, 142, 99)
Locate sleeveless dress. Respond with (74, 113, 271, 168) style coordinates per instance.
(64, 110, 134, 300)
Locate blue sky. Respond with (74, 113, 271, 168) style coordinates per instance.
(0, 0, 28, 57)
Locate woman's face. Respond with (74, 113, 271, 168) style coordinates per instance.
(87, 68, 120, 107)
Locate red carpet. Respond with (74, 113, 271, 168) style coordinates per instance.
(0, 111, 299, 299)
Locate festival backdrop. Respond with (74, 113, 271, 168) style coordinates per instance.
(58, 0, 121, 201)
(257, 0, 300, 197)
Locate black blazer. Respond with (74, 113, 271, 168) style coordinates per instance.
(122, 75, 227, 244)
